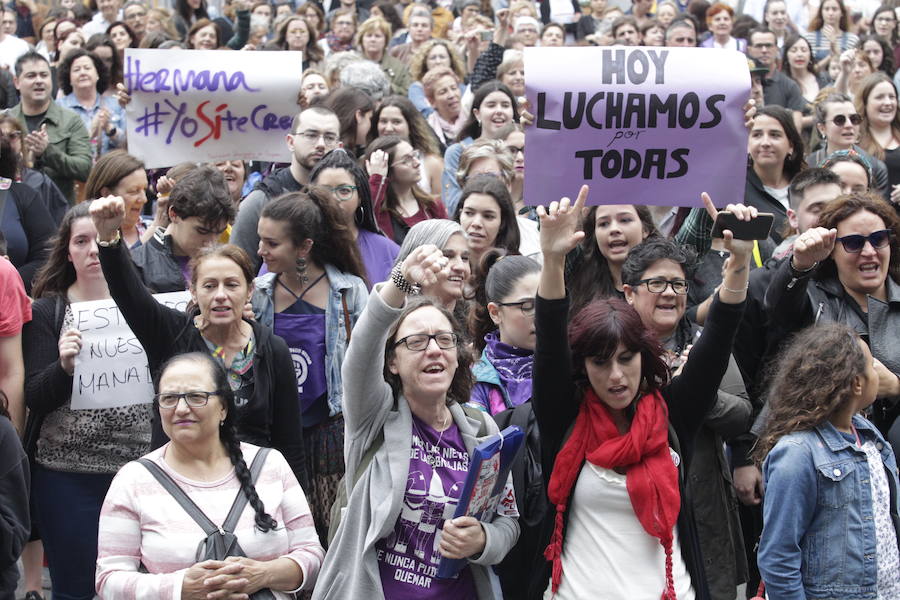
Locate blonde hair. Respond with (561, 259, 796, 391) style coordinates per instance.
(354, 16, 392, 48)
(409, 38, 466, 82)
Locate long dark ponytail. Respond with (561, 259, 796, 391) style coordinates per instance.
(468, 249, 540, 352)
(157, 352, 277, 532)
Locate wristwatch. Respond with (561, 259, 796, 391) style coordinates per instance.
(787, 257, 817, 289)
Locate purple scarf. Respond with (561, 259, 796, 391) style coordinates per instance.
(483, 330, 534, 408)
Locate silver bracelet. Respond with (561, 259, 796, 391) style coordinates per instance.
(390, 265, 421, 295)
(721, 283, 749, 294)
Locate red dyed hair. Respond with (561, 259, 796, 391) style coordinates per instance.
(567, 298, 670, 396)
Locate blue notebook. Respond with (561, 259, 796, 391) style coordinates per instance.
(436, 425, 525, 579)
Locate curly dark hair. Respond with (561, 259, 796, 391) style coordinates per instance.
(384, 297, 474, 405)
(156, 352, 277, 531)
(58, 48, 109, 96)
(260, 188, 368, 283)
(621, 237, 698, 286)
(754, 322, 868, 462)
(814, 191, 900, 285)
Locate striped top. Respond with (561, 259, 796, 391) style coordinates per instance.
(96, 443, 324, 599)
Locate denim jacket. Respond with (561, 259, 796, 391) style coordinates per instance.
(251, 264, 368, 417)
(759, 415, 900, 600)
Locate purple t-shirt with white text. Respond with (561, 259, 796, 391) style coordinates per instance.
(376, 415, 476, 599)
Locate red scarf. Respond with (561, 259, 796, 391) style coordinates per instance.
(544, 388, 681, 599)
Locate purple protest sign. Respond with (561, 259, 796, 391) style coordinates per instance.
(524, 47, 750, 207)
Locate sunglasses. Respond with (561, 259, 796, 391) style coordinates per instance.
(836, 229, 892, 252)
(831, 114, 862, 126)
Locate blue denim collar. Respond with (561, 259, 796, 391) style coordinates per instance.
(815, 415, 879, 452)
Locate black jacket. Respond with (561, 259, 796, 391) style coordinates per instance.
(2, 182, 55, 294)
(0, 416, 28, 600)
(765, 259, 900, 440)
(98, 242, 308, 488)
(130, 228, 188, 294)
(527, 293, 746, 600)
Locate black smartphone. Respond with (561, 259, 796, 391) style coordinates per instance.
(710, 211, 774, 240)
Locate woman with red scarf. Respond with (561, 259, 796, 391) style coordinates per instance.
(527, 187, 752, 600)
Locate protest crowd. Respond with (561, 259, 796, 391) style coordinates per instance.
(1, 0, 900, 597)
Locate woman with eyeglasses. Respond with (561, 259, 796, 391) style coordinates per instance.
(467, 250, 540, 415)
(310, 149, 399, 287)
(365, 135, 449, 246)
(765, 191, 900, 448)
(22, 202, 151, 600)
(96, 352, 324, 598)
(370, 96, 444, 197)
(528, 187, 751, 599)
(621, 237, 751, 600)
(252, 189, 368, 541)
(807, 93, 891, 197)
(311, 240, 517, 600)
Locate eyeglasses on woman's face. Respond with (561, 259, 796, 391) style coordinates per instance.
(635, 277, 689, 294)
(324, 184, 357, 201)
(393, 331, 458, 351)
(155, 390, 220, 409)
(497, 298, 535, 315)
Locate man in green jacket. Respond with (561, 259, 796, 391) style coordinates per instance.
(8, 50, 91, 204)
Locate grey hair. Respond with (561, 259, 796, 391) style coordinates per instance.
(393, 219, 464, 268)
(409, 6, 434, 25)
(340, 60, 391, 102)
(456, 139, 514, 186)
(324, 51, 363, 86)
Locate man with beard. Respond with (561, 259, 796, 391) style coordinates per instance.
(231, 106, 341, 272)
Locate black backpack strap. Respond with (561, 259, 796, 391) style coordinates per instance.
(138, 458, 219, 536)
(221, 447, 270, 533)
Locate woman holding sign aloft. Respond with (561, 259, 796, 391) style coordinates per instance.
(528, 187, 752, 600)
(22, 201, 152, 600)
(312, 243, 518, 600)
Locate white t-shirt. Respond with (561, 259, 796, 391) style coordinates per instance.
(0, 35, 30, 71)
(544, 461, 696, 600)
(763, 184, 790, 210)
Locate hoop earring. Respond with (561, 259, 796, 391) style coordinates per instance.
(296, 256, 309, 285)
(356, 204, 365, 224)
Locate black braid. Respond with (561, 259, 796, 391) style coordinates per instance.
(222, 426, 278, 532)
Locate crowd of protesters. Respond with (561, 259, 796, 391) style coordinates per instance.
(0, 0, 899, 598)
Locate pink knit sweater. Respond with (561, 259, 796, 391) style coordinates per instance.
(96, 443, 324, 599)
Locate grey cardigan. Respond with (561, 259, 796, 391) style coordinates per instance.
(312, 286, 519, 599)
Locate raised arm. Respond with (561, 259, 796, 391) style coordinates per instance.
(763, 226, 836, 330)
(342, 245, 448, 440)
(666, 195, 751, 438)
(534, 187, 586, 474)
(91, 195, 186, 368)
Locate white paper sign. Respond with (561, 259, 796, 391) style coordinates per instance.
(70, 291, 191, 410)
(123, 49, 304, 168)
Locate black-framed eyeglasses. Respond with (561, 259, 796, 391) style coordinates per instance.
(875, 15, 896, 22)
(393, 331, 459, 351)
(636, 278, 689, 294)
(154, 391, 220, 409)
(836, 229, 892, 253)
(831, 114, 862, 126)
(497, 299, 535, 315)
(294, 130, 339, 145)
(324, 184, 357, 201)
